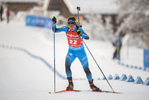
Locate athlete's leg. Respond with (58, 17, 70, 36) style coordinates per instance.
(65, 49, 76, 90)
(77, 49, 101, 91)
(76, 49, 93, 81)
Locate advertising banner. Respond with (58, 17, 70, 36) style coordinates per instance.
(144, 49, 149, 68)
(26, 15, 52, 29)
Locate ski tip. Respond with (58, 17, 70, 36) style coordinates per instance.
(118, 92, 123, 94)
(49, 92, 56, 94)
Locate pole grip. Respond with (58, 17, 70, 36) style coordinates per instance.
(77, 6, 80, 11)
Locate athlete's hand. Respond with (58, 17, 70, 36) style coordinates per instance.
(52, 16, 57, 24)
(77, 30, 82, 36)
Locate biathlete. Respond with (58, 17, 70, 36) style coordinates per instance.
(52, 16, 101, 91)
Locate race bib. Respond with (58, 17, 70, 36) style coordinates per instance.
(66, 29, 83, 47)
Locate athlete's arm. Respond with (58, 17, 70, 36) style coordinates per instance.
(52, 24, 69, 33)
(78, 28, 89, 40)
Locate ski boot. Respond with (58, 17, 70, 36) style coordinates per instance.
(89, 80, 101, 91)
(66, 77, 74, 91)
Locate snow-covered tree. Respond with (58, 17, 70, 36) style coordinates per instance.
(83, 13, 115, 42)
(116, 0, 149, 48)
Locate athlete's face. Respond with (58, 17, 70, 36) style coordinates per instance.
(68, 24, 75, 31)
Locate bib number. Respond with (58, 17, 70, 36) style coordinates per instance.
(69, 40, 77, 45)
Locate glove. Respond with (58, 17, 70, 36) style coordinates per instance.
(52, 16, 57, 24)
(77, 30, 82, 36)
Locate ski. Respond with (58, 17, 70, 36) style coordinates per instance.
(49, 90, 122, 94)
(49, 90, 81, 94)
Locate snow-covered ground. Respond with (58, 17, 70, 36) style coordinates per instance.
(0, 20, 149, 100)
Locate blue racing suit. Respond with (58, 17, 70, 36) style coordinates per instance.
(52, 24, 93, 81)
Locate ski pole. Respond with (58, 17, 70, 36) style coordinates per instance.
(52, 16, 57, 92)
(53, 26, 56, 92)
(77, 7, 80, 26)
(76, 6, 115, 92)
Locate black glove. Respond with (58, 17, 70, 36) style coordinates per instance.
(52, 16, 57, 24)
(77, 30, 82, 36)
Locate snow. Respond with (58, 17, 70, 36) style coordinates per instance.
(0, 20, 149, 100)
(64, 0, 120, 14)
